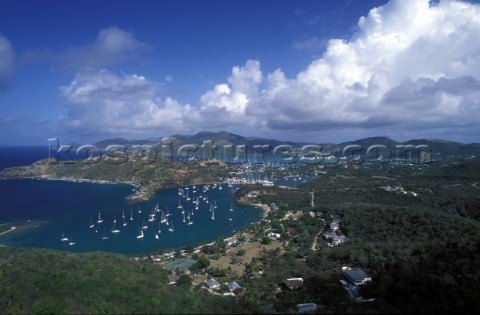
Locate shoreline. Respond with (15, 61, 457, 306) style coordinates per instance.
(0, 226, 16, 236)
(250, 203, 271, 219)
(1, 175, 146, 203)
(0, 177, 270, 257)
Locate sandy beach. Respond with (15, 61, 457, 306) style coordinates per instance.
(251, 203, 271, 218)
(0, 226, 16, 237)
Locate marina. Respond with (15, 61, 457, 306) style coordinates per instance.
(0, 179, 262, 255)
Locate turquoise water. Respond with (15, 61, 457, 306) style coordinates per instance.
(0, 179, 262, 255)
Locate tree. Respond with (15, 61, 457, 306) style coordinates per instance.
(184, 244, 194, 254)
(237, 249, 246, 256)
(262, 236, 272, 245)
(176, 274, 192, 287)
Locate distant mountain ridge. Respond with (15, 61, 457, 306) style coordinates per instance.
(93, 131, 480, 160)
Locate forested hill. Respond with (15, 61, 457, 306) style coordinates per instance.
(93, 131, 480, 161)
(0, 247, 243, 314)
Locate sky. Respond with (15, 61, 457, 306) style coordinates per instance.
(0, 0, 479, 145)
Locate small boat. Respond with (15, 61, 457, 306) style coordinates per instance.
(160, 211, 167, 224)
(60, 233, 69, 242)
(97, 212, 103, 224)
(155, 233, 159, 239)
(111, 221, 120, 233)
(229, 218, 232, 221)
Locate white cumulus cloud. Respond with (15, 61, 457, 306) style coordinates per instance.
(0, 33, 14, 91)
(59, 68, 192, 137)
(57, 27, 149, 71)
(251, 0, 480, 139)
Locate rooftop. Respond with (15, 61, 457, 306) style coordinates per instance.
(342, 268, 371, 285)
(204, 279, 220, 289)
(283, 277, 304, 290)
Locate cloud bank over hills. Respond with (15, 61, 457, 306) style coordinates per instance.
(6, 0, 479, 143)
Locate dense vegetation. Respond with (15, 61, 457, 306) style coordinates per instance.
(0, 248, 242, 314)
(236, 158, 480, 313)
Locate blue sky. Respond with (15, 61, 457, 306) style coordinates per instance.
(1, 0, 479, 145)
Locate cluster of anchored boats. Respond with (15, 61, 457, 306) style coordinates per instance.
(61, 183, 236, 246)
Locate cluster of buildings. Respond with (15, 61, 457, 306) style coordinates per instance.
(321, 219, 347, 247)
(340, 267, 374, 301)
(204, 279, 243, 296)
(381, 185, 418, 197)
(274, 265, 373, 312)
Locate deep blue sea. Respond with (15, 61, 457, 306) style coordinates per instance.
(0, 146, 262, 255)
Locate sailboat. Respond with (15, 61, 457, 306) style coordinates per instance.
(158, 221, 162, 234)
(111, 221, 120, 233)
(177, 200, 182, 209)
(160, 211, 167, 224)
(60, 233, 69, 242)
(230, 204, 234, 212)
(187, 211, 193, 225)
(89, 217, 95, 229)
(155, 203, 160, 212)
(122, 210, 125, 220)
(136, 227, 144, 239)
(130, 209, 133, 221)
(102, 231, 109, 240)
(97, 212, 103, 224)
(123, 217, 127, 227)
(182, 211, 186, 223)
(211, 207, 215, 221)
(155, 233, 159, 239)
(141, 220, 148, 229)
(68, 237, 76, 246)
(168, 220, 174, 232)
